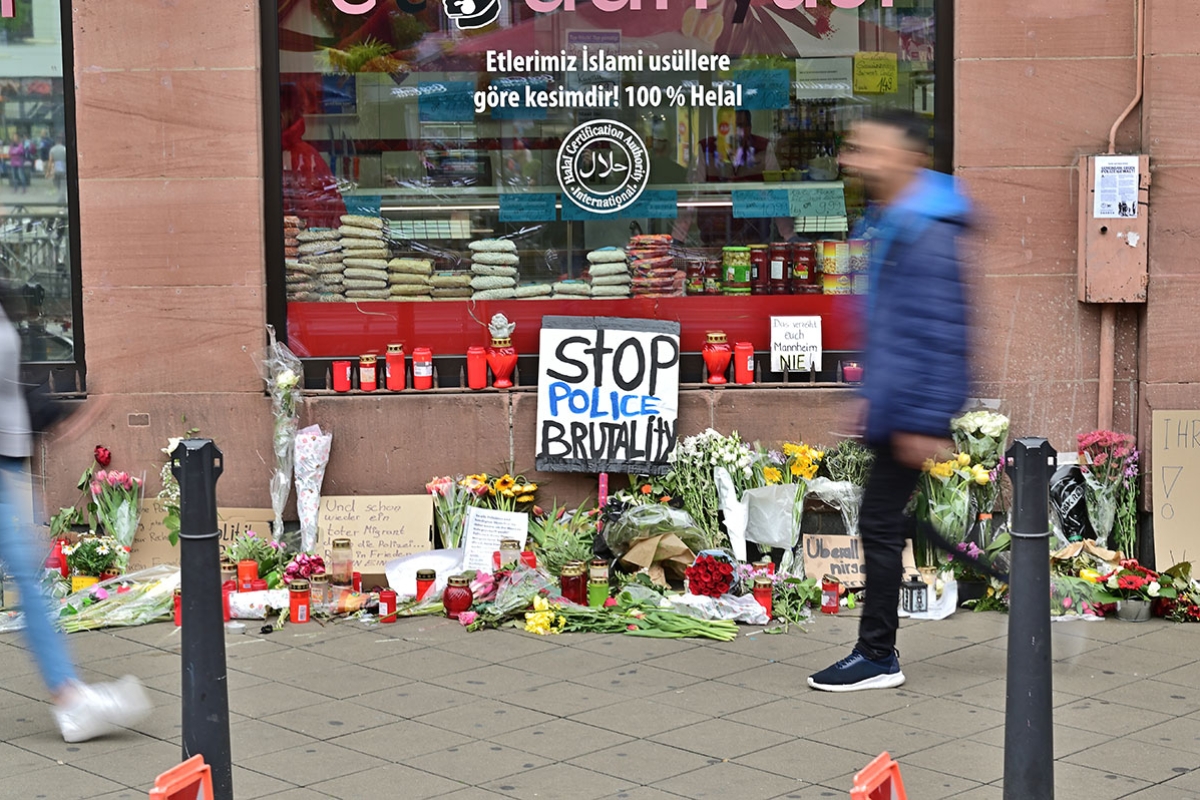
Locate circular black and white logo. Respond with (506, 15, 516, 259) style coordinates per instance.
(556, 120, 649, 216)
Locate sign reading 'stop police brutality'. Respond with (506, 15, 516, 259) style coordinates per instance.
(536, 317, 680, 475)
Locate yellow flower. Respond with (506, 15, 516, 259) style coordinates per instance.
(495, 475, 516, 492)
(763, 466, 783, 485)
(790, 461, 803, 477)
(1079, 568, 1100, 584)
(957, 452, 971, 466)
(501, 488, 515, 498)
(782, 442, 801, 457)
(533, 595, 549, 612)
(519, 484, 538, 494)
(971, 465, 990, 485)
(516, 494, 535, 503)
(922, 458, 935, 472)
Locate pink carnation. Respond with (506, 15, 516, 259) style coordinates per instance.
(457, 610, 477, 626)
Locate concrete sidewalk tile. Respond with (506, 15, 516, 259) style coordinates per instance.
(228, 679, 320, 719)
(436, 630, 560, 661)
(724, 697, 866, 738)
(725, 631, 840, 661)
(877, 697, 1005, 738)
(1054, 697, 1173, 737)
(1129, 714, 1200, 755)
(765, 785, 844, 799)
(572, 664, 702, 698)
(1153, 662, 1200, 691)
(432, 664, 562, 700)
(781, 646, 855, 673)
(1052, 618, 1160, 644)
(568, 697, 713, 738)
(10, 728, 158, 765)
(1159, 767, 1200, 793)
(1099, 678, 1200, 717)
(899, 661, 1001, 697)
(503, 647, 627, 680)
(288, 662, 404, 700)
(735, 737, 876, 784)
(405, 739, 552, 783)
(651, 718, 792, 760)
(815, 718, 952, 759)
(230, 765, 298, 799)
(1062, 735, 1200, 783)
(830, 762, 982, 800)
(68, 738, 182, 787)
(902, 738, 1006, 784)
(367, 645, 490, 679)
(229, 718, 322, 760)
(651, 760, 802, 799)
(800, 686, 927, 718)
(0, 740, 58, 777)
(895, 627, 979, 661)
(569, 635, 699, 660)
(643, 647, 767, 679)
(111, 621, 179, 645)
(0, 641, 41, 677)
(262, 698, 399, 740)
(309, 763, 466, 799)
(91, 791, 146, 800)
(307, 630, 428, 663)
(348, 682, 474, 719)
(944, 787, 1003, 800)
(238, 741, 387, 787)
(968, 722, 1115, 761)
(230, 646, 344, 679)
(415, 698, 555, 739)
(1060, 644, 1194, 679)
(1, 666, 113, 703)
(1051, 660, 1142, 696)
(390, 617, 484, 646)
(491, 718, 632, 761)
(481, 762, 635, 800)
(330, 719, 472, 760)
(222, 635, 291, 663)
(0, 687, 33, 710)
(2, 699, 58, 741)
(568, 740, 712, 785)
(1, 764, 123, 799)
(69, 632, 160, 661)
(716, 661, 812, 697)
(650, 682, 778, 718)
(920, 614, 1009, 642)
(596, 788, 694, 800)
(1039, 761, 1151, 800)
(938, 677, 1083, 714)
(509, 679, 628, 717)
(1125, 627, 1200, 659)
(921, 645, 1009, 678)
(251, 790, 333, 800)
(91, 650, 181, 681)
(793, 619, 861, 647)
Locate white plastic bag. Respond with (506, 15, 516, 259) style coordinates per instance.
(745, 484, 801, 550)
(713, 467, 749, 562)
(229, 589, 289, 620)
(668, 592, 769, 625)
(807, 477, 864, 536)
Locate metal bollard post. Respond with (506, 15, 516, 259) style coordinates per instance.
(171, 439, 232, 800)
(1003, 437, 1057, 800)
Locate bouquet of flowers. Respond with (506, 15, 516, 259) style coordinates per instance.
(1077, 430, 1138, 549)
(282, 552, 325, 584)
(951, 410, 1009, 469)
(49, 444, 112, 539)
(664, 428, 753, 550)
(260, 327, 302, 541)
(1155, 562, 1200, 622)
(90, 470, 143, 572)
(426, 475, 486, 549)
(914, 454, 990, 565)
(1101, 558, 1172, 603)
(479, 472, 539, 513)
(62, 535, 121, 577)
(685, 553, 735, 597)
(294, 424, 332, 553)
(225, 530, 287, 587)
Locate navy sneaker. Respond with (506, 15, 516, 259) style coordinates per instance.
(807, 648, 906, 692)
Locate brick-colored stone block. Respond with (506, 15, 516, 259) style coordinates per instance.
(956, 0, 1136, 60)
(1147, 167, 1200, 278)
(75, 69, 260, 181)
(712, 387, 853, 446)
(1142, 275, 1200, 385)
(1146, 56, 1200, 165)
(74, 0, 260, 70)
(78, 178, 263, 288)
(1148, 0, 1200, 55)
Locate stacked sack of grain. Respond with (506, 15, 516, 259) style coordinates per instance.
(387, 257, 433, 302)
(551, 279, 591, 298)
(586, 247, 630, 299)
(628, 234, 679, 297)
(284, 215, 302, 260)
(337, 214, 390, 301)
(429, 269, 473, 300)
(293, 227, 344, 301)
(469, 239, 519, 300)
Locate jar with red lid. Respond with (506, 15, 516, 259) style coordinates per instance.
(466, 345, 487, 390)
(412, 347, 434, 390)
(752, 576, 773, 620)
(416, 569, 436, 601)
(378, 589, 397, 623)
(289, 579, 311, 624)
(703, 257, 722, 295)
(385, 344, 406, 391)
(749, 245, 770, 294)
(702, 331, 733, 385)
(768, 243, 791, 294)
(790, 242, 820, 294)
(443, 574, 474, 619)
(359, 355, 378, 392)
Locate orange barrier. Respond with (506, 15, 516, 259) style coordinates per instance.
(850, 751, 907, 800)
(149, 754, 213, 800)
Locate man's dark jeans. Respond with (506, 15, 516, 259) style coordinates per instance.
(856, 443, 921, 661)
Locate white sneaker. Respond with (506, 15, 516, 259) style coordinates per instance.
(54, 676, 153, 743)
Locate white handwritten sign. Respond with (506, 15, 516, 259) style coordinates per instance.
(536, 316, 680, 475)
(771, 316, 822, 373)
(1151, 411, 1199, 571)
(126, 504, 275, 573)
(461, 507, 529, 572)
(316, 495, 433, 575)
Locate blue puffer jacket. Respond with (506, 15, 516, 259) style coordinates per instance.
(859, 169, 971, 446)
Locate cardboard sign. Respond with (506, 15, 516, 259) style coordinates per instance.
(853, 52, 898, 94)
(461, 507, 529, 572)
(1151, 411, 1199, 571)
(126, 504, 275, 574)
(316, 495, 433, 574)
(802, 534, 916, 589)
(771, 316, 822, 373)
(535, 316, 680, 475)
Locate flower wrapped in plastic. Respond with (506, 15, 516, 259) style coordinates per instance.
(951, 410, 1010, 469)
(293, 424, 332, 554)
(90, 469, 144, 573)
(57, 566, 180, 633)
(1077, 430, 1137, 549)
(260, 326, 302, 541)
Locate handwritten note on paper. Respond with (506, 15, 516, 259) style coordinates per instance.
(853, 52, 898, 94)
(461, 507, 529, 572)
(317, 495, 434, 574)
(803, 535, 916, 589)
(1152, 411, 1200, 571)
(126, 505, 275, 573)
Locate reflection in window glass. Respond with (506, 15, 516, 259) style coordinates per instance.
(0, 0, 73, 362)
(277, 1, 934, 347)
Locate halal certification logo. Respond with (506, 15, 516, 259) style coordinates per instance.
(557, 119, 649, 216)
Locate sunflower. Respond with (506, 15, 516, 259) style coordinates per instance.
(494, 474, 516, 493)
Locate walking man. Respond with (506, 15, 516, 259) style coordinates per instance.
(808, 110, 972, 692)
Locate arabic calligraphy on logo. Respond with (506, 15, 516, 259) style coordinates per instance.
(556, 120, 649, 216)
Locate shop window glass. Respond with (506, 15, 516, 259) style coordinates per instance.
(274, 0, 936, 366)
(0, 0, 76, 366)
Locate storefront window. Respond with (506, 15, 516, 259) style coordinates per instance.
(274, 0, 936, 365)
(0, 0, 76, 364)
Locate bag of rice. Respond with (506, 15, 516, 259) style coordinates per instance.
(389, 284, 432, 296)
(345, 289, 392, 300)
(340, 238, 385, 251)
(299, 253, 344, 265)
(588, 262, 629, 278)
(311, 262, 346, 274)
(591, 285, 632, 298)
(470, 252, 520, 266)
(388, 258, 434, 276)
(429, 272, 472, 288)
(389, 273, 431, 286)
(470, 264, 518, 278)
(317, 273, 344, 285)
(284, 248, 300, 258)
(299, 241, 342, 255)
(470, 275, 517, 291)
(553, 281, 591, 296)
(283, 215, 304, 229)
(343, 258, 389, 270)
(338, 226, 385, 241)
(468, 238, 517, 253)
(344, 278, 388, 290)
(287, 262, 317, 275)
(587, 248, 627, 264)
(297, 230, 340, 243)
(390, 295, 433, 302)
(514, 284, 553, 299)
(591, 274, 632, 287)
(344, 268, 389, 282)
(471, 288, 517, 300)
(431, 287, 474, 298)
(341, 214, 385, 230)
(290, 291, 319, 302)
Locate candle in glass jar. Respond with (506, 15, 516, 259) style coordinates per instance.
(443, 574, 474, 619)
(466, 346, 487, 390)
(289, 579, 311, 624)
(378, 589, 397, 623)
(332, 360, 352, 392)
(359, 355, 378, 392)
(250, 578, 268, 592)
(173, 589, 182, 627)
(589, 558, 609, 582)
(385, 344, 406, 391)
(412, 347, 434, 390)
(752, 576, 773, 620)
(498, 539, 521, 567)
(588, 578, 609, 607)
(330, 538, 353, 586)
(309, 573, 330, 611)
(237, 560, 258, 592)
(559, 563, 587, 605)
(416, 569, 435, 601)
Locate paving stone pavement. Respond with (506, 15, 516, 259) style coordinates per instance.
(2, 610, 1200, 799)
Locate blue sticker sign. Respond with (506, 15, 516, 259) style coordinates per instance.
(789, 186, 848, 217)
(418, 80, 475, 122)
(343, 194, 381, 217)
(499, 193, 557, 223)
(733, 189, 791, 219)
(736, 69, 791, 110)
(561, 190, 678, 221)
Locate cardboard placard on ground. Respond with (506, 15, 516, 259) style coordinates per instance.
(316, 495, 433, 576)
(1151, 410, 1199, 570)
(126, 503, 275, 573)
(802, 533, 916, 589)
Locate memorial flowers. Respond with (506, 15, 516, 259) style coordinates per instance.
(1101, 559, 1171, 603)
(260, 327, 303, 541)
(225, 530, 286, 588)
(91, 469, 143, 572)
(62, 535, 121, 577)
(1077, 430, 1137, 549)
(685, 554, 735, 597)
(426, 475, 484, 549)
(665, 429, 753, 549)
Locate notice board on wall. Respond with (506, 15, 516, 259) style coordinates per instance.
(535, 316, 680, 475)
(1151, 411, 1199, 570)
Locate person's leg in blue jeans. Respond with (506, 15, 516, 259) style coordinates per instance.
(0, 456, 78, 693)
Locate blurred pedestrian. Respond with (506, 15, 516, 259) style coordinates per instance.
(808, 110, 971, 692)
(0, 289, 152, 740)
(49, 137, 67, 204)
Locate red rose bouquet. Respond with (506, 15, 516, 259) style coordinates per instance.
(685, 554, 735, 598)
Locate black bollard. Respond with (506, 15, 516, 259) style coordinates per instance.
(172, 439, 233, 800)
(1003, 437, 1057, 800)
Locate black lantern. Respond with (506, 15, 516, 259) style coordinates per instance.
(901, 575, 928, 614)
